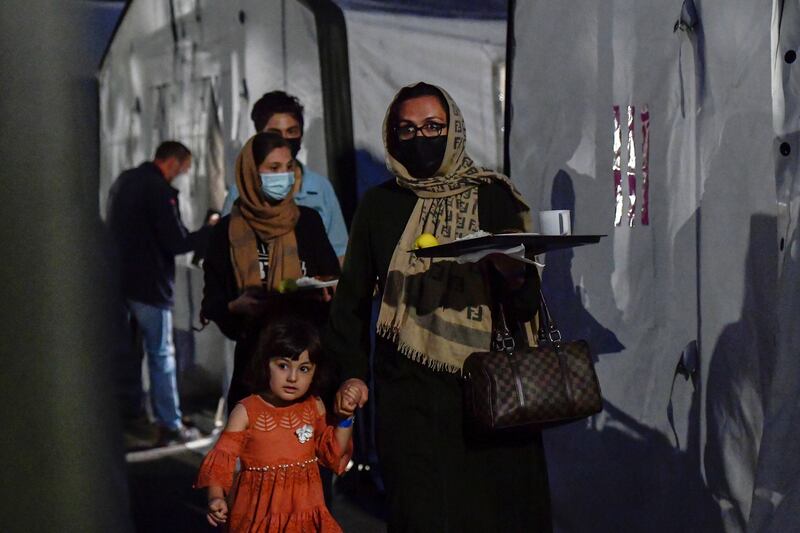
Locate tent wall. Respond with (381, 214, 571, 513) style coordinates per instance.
(99, 0, 338, 396)
(748, 2, 800, 531)
(508, 1, 783, 531)
(343, 9, 507, 194)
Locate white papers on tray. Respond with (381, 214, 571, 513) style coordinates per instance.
(454, 244, 542, 266)
(294, 277, 339, 289)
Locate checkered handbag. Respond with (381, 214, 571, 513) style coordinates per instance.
(463, 290, 603, 430)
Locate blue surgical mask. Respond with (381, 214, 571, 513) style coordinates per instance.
(260, 171, 294, 200)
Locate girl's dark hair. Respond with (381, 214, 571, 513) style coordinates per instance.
(251, 132, 291, 167)
(387, 82, 450, 155)
(245, 317, 330, 397)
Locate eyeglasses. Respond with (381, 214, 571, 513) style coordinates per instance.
(395, 122, 447, 141)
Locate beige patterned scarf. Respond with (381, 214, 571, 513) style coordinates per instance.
(228, 136, 303, 292)
(376, 84, 531, 373)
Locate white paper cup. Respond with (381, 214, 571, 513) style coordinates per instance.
(538, 210, 572, 235)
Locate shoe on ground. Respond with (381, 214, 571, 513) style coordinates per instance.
(156, 425, 202, 447)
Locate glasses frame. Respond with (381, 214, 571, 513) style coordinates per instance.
(394, 121, 448, 141)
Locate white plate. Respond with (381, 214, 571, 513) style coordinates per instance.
(294, 277, 339, 289)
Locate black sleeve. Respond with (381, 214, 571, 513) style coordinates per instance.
(478, 182, 528, 233)
(201, 218, 243, 340)
(153, 185, 209, 255)
(478, 183, 540, 322)
(323, 192, 377, 382)
(297, 208, 341, 278)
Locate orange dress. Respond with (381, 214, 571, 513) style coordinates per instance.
(196, 395, 352, 532)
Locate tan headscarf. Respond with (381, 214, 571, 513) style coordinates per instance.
(376, 83, 532, 373)
(228, 135, 303, 292)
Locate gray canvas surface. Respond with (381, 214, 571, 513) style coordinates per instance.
(509, 1, 796, 531)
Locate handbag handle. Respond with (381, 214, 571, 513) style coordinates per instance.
(536, 289, 563, 345)
(492, 303, 517, 355)
(492, 288, 563, 352)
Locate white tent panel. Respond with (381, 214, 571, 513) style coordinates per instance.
(748, 2, 800, 531)
(509, 1, 780, 531)
(344, 9, 507, 177)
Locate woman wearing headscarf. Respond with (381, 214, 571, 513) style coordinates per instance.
(202, 132, 340, 410)
(326, 83, 552, 531)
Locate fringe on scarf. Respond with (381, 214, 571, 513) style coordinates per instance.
(377, 322, 464, 375)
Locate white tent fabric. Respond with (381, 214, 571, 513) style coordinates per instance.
(509, 1, 796, 531)
(748, 3, 800, 531)
(344, 9, 506, 189)
(99, 0, 328, 223)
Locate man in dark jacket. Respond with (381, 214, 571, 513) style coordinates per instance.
(107, 141, 217, 445)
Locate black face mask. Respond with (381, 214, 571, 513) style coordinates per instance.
(286, 137, 302, 159)
(394, 136, 447, 179)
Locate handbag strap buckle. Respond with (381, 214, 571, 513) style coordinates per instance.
(493, 329, 516, 354)
(547, 327, 562, 344)
(536, 289, 565, 345)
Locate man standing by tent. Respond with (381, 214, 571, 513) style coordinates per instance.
(221, 91, 348, 262)
(107, 141, 218, 446)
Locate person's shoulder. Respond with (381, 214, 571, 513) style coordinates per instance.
(139, 164, 177, 197)
(477, 179, 518, 206)
(238, 394, 264, 412)
(298, 204, 324, 223)
(311, 396, 326, 417)
(113, 163, 152, 187)
(361, 178, 408, 204)
(228, 402, 250, 429)
(301, 168, 337, 197)
(297, 205, 326, 234)
(477, 178, 508, 194)
(130, 161, 162, 181)
(302, 167, 328, 185)
(300, 395, 326, 417)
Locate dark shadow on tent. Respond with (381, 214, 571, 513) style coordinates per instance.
(355, 148, 394, 197)
(540, 170, 722, 532)
(748, 212, 800, 532)
(544, 398, 721, 532)
(541, 169, 624, 358)
(704, 215, 778, 530)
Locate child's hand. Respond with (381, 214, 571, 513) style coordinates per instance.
(207, 497, 228, 527)
(334, 378, 369, 417)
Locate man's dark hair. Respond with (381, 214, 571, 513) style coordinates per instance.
(252, 132, 291, 166)
(154, 141, 191, 162)
(245, 316, 330, 397)
(251, 90, 305, 133)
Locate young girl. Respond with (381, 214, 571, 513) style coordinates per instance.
(196, 318, 358, 532)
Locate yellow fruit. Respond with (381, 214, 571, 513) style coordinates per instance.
(278, 278, 298, 293)
(414, 233, 439, 249)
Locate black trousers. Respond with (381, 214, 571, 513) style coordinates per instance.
(375, 343, 553, 533)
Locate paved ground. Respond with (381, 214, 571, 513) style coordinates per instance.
(123, 404, 387, 532)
